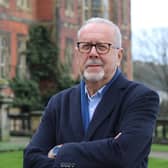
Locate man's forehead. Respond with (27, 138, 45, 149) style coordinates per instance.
(81, 22, 113, 31)
(79, 23, 114, 41)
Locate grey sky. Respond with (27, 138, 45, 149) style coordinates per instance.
(131, 0, 168, 30)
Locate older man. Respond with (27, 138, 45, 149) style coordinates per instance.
(24, 17, 159, 168)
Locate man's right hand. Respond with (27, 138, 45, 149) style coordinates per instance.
(48, 144, 62, 158)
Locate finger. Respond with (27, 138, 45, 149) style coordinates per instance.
(114, 132, 122, 139)
(48, 150, 55, 159)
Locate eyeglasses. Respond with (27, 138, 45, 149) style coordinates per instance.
(77, 42, 119, 54)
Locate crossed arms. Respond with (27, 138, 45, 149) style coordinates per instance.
(24, 89, 159, 168)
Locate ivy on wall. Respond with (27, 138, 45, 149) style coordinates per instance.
(10, 24, 77, 110)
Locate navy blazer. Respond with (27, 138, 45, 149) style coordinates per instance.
(24, 73, 159, 168)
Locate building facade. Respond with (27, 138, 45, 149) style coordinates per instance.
(0, 0, 54, 80)
(55, 0, 81, 78)
(0, 0, 132, 82)
(56, 0, 132, 79)
(109, 0, 132, 79)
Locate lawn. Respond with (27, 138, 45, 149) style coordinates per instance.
(151, 144, 168, 152)
(149, 157, 168, 168)
(0, 150, 168, 168)
(0, 151, 23, 168)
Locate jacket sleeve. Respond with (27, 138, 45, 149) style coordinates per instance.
(23, 96, 58, 168)
(53, 90, 159, 168)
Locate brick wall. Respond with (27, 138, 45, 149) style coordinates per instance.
(0, 0, 132, 80)
(109, 0, 132, 79)
(0, 0, 55, 79)
(56, 0, 81, 78)
(35, 0, 54, 21)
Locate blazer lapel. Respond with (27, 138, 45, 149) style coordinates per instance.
(84, 74, 129, 140)
(69, 85, 85, 140)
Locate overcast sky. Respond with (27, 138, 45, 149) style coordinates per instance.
(131, 0, 168, 30)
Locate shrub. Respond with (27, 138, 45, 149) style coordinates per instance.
(9, 77, 41, 111)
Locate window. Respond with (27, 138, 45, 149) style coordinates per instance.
(111, 0, 118, 23)
(0, 32, 10, 78)
(16, 0, 30, 11)
(102, 0, 109, 18)
(92, 0, 101, 8)
(92, 0, 102, 16)
(65, 38, 74, 72)
(0, 0, 9, 7)
(85, 0, 89, 6)
(85, 0, 103, 18)
(17, 35, 27, 79)
(65, 0, 74, 17)
(122, 0, 129, 25)
(84, 0, 91, 20)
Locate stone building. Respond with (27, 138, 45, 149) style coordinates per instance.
(109, 0, 132, 79)
(0, 0, 132, 136)
(0, 0, 54, 80)
(56, 0, 132, 79)
(0, 0, 132, 81)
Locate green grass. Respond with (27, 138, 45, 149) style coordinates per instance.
(0, 151, 23, 168)
(151, 144, 168, 152)
(0, 150, 168, 168)
(149, 157, 168, 168)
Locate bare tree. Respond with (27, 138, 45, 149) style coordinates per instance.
(132, 28, 168, 95)
(132, 28, 168, 118)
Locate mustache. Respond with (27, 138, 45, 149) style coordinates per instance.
(85, 59, 103, 67)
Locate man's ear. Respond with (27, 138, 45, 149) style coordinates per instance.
(117, 48, 123, 66)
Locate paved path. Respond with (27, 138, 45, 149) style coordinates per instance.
(10, 136, 30, 145)
(150, 151, 168, 159)
(1, 137, 168, 160)
(0, 136, 30, 152)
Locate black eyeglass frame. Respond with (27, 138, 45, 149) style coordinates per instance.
(77, 42, 119, 54)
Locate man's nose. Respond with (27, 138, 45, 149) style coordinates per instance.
(89, 46, 99, 57)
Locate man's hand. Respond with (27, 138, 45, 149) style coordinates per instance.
(48, 133, 122, 158)
(114, 132, 122, 139)
(48, 144, 62, 158)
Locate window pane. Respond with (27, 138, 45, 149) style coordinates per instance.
(0, 32, 10, 78)
(0, 0, 9, 7)
(92, 0, 101, 8)
(65, 0, 74, 17)
(17, 35, 27, 78)
(16, 0, 30, 10)
(65, 38, 73, 72)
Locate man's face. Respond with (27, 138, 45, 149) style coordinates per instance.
(76, 23, 122, 84)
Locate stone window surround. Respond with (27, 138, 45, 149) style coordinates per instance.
(0, 31, 10, 78)
(16, 0, 31, 11)
(17, 34, 27, 79)
(0, 0, 9, 7)
(65, 0, 74, 17)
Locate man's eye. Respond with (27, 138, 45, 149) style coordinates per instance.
(81, 44, 90, 50)
(97, 45, 108, 51)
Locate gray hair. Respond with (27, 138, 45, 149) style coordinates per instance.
(77, 17, 122, 48)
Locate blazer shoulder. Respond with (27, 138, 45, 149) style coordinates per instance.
(126, 80, 159, 100)
(48, 84, 80, 104)
(116, 73, 158, 98)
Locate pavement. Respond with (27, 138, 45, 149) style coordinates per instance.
(150, 151, 168, 160)
(10, 136, 30, 145)
(0, 136, 30, 152)
(1, 137, 168, 160)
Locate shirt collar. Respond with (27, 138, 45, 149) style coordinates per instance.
(85, 85, 105, 100)
(83, 67, 121, 99)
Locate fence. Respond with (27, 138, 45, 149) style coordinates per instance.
(7, 110, 168, 144)
(8, 110, 42, 137)
(154, 118, 168, 144)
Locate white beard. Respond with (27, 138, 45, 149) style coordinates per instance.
(83, 70, 105, 82)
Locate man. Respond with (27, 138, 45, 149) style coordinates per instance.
(24, 17, 159, 168)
